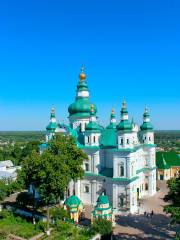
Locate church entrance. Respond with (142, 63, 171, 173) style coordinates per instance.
(160, 175, 164, 180)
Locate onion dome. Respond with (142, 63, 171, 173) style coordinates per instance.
(140, 107, 154, 131)
(107, 108, 117, 129)
(85, 105, 101, 133)
(97, 193, 109, 204)
(68, 67, 97, 117)
(64, 195, 81, 208)
(46, 107, 58, 131)
(116, 101, 133, 131)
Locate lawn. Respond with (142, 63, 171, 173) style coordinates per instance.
(42, 220, 94, 240)
(0, 210, 43, 239)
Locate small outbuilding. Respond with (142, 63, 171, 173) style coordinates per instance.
(64, 195, 83, 223)
(91, 193, 115, 225)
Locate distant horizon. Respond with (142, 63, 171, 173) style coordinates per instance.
(0, 0, 180, 130)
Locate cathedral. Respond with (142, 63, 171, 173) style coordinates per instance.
(42, 67, 156, 214)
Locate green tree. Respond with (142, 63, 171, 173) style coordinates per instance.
(21, 141, 40, 159)
(0, 181, 7, 211)
(18, 134, 87, 235)
(164, 176, 180, 239)
(92, 219, 112, 239)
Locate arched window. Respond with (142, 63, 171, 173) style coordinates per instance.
(88, 136, 90, 143)
(119, 196, 124, 207)
(84, 185, 89, 193)
(119, 163, 124, 177)
(85, 163, 89, 171)
(93, 136, 96, 143)
(121, 138, 123, 145)
(145, 183, 148, 191)
(127, 139, 129, 144)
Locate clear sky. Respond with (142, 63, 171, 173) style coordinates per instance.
(0, 0, 180, 130)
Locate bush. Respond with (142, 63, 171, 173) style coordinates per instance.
(51, 207, 69, 222)
(36, 220, 46, 232)
(92, 219, 112, 239)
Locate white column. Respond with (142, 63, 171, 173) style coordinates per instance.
(91, 180, 97, 205)
(113, 184, 117, 209)
(75, 180, 81, 198)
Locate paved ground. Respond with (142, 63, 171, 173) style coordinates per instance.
(113, 181, 177, 239)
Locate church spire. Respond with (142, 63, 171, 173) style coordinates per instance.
(50, 106, 56, 119)
(140, 107, 153, 131)
(110, 108, 116, 124)
(79, 66, 86, 82)
(121, 100, 128, 120)
(46, 107, 57, 132)
(116, 100, 132, 131)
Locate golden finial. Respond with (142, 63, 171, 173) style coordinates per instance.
(122, 100, 126, 109)
(90, 104, 94, 113)
(111, 108, 115, 115)
(79, 65, 86, 81)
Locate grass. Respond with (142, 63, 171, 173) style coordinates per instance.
(42, 220, 94, 240)
(0, 210, 43, 239)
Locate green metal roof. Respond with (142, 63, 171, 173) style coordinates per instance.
(46, 122, 57, 131)
(140, 122, 154, 131)
(156, 152, 180, 169)
(68, 97, 97, 117)
(85, 121, 102, 133)
(64, 195, 81, 207)
(116, 120, 133, 131)
(100, 123, 117, 148)
(97, 194, 109, 204)
(84, 171, 139, 183)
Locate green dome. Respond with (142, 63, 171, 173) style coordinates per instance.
(116, 120, 133, 131)
(46, 122, 57, 131)
(97, 194, 109, 204)
(68, 97, 97, 117)
(64, 195, 81, 207)
(140, 122, 153, 131)
(85, 121, 102, 133)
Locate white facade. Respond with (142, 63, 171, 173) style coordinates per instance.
(67, 105, 156, 214)
(44, 69, 156, 214)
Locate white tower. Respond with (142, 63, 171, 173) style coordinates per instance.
(84, 105, 101, 146)
(46, 107, 57, 142)
(116, 101, 134, 149)
(140, 107, 154, 144)
(68, 67, 97, 132)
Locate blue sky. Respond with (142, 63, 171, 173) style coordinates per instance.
(0, 0, 180, 130)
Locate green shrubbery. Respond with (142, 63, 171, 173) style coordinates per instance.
(0, 210, 43, 239)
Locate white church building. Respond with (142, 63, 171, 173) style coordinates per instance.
(42, 67, 156, 214)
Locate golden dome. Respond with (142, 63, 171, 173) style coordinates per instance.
(79, 66, 86, 81)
